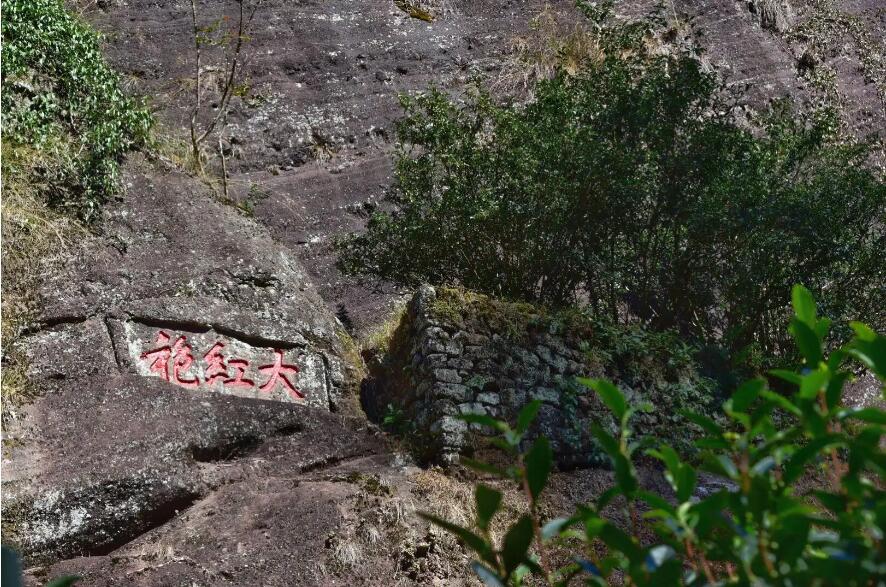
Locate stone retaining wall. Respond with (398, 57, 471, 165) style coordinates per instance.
(366, 286, 717, 465)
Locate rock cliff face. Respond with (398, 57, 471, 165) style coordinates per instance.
(2, 0, 883, 584)
(85, 0, 885, 334)
(2, 154, 367, 565)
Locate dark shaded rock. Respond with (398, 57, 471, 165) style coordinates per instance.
(2, 373, 383, 567)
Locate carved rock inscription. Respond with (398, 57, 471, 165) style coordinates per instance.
(124, 322, 330, 409)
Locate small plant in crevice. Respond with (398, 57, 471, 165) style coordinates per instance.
(556, 377, 583, 453)
(422, 286, 886, 586)
(382, 403, 412, 436)
(187, 0, 261, 197)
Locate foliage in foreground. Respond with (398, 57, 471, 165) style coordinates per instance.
(1, 0, 152, 220)
(423, 286, 886, 585)
(337, 5, 886, 364)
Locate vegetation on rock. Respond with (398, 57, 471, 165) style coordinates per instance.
(2, 0, 152, 220)
(1, 0, 151, 416)
(337, 6, 886, 366)
(424, 286, 886, 585)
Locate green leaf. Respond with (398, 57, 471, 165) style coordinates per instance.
(525, 437, 553, 502)
(516, 400, 542, 434)
(813, 316, 831, 340)
(647, 446, 680, 474)
(574, 557, 603, 577)
(824, 371, 848, 411)
(838, 407, 886, 425)
(590, 424, 620, 458)
(461, 458, 509, 478)
(790, 318, 823, 365)
(849, 321, 876, 341)
(760, 389, 802, 416)
(470, 562, 505, 587)
(703, 454, 739, 479)
(613, 453, 638, 496)
(599, 523, 643, 562)
(798, 369, 829, 400)
(678, 409, 722, 435)
(782, 435, 841, 484)
(728, 378, 765, 413)
(501, 515, 535, 576)
(541, 517, 572, 540)
(649, 446, 694, 502)
(770, 369, 803, 386)
(792, 284, 817, 325)
(45, 578, 80, 587)
(847, 334, 886, 380)
(596, 485, 623, 510)
(644, 545, 676, 572)
(458, 413, 509, 433)
(419, 513, 495, 565)
(674, 465, 696, 503)
(475, 485, 503, 531)
(585, 379, 627, 420)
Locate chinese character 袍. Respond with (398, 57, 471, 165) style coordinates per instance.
(141, 331, 198, 389)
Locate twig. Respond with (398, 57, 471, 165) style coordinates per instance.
(189, 0, 203, 173)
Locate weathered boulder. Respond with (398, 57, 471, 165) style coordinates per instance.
(2, 156, 366, 566)
(31, 154, 357, 412)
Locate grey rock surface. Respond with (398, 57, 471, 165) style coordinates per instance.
(3, 0, 883, 581)
(2, 155, 368, 567)
(83, 0, 884, 335)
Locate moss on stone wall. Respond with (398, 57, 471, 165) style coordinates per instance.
(369, 286, 719, 465)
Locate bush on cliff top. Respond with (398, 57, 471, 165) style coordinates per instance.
(337, 6, 885, 366)
(2, 0, 152, 221)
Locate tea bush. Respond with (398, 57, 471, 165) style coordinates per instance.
(2, 0, 152, 220)
(423, 286, 886, 585)
(337, 6, 885, 364)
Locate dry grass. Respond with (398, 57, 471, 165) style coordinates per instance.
(410, 468, 530, 549)
(492, 6, 603, 99)
(1, 141, 90, 422)
(492, 5, 711, 100)
(750, 0, 794, 33)
(362, 302, 408, 360)
(394, 0, 453, 22)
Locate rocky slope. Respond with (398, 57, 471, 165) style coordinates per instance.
(2, 0, 883, 584)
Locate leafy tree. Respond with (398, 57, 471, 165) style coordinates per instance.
(337, 8, 885, 363)
(422, 286, 886, 586)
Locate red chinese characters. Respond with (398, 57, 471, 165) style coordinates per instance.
(140, 331, 303, 400)
(258, 349, 303, 399)
(140, 331, 198, 389)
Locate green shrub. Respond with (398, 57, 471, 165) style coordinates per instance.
(337, 7, 885, 364)
(1, 0, 152, 220)
(422, 286, 886, 585)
